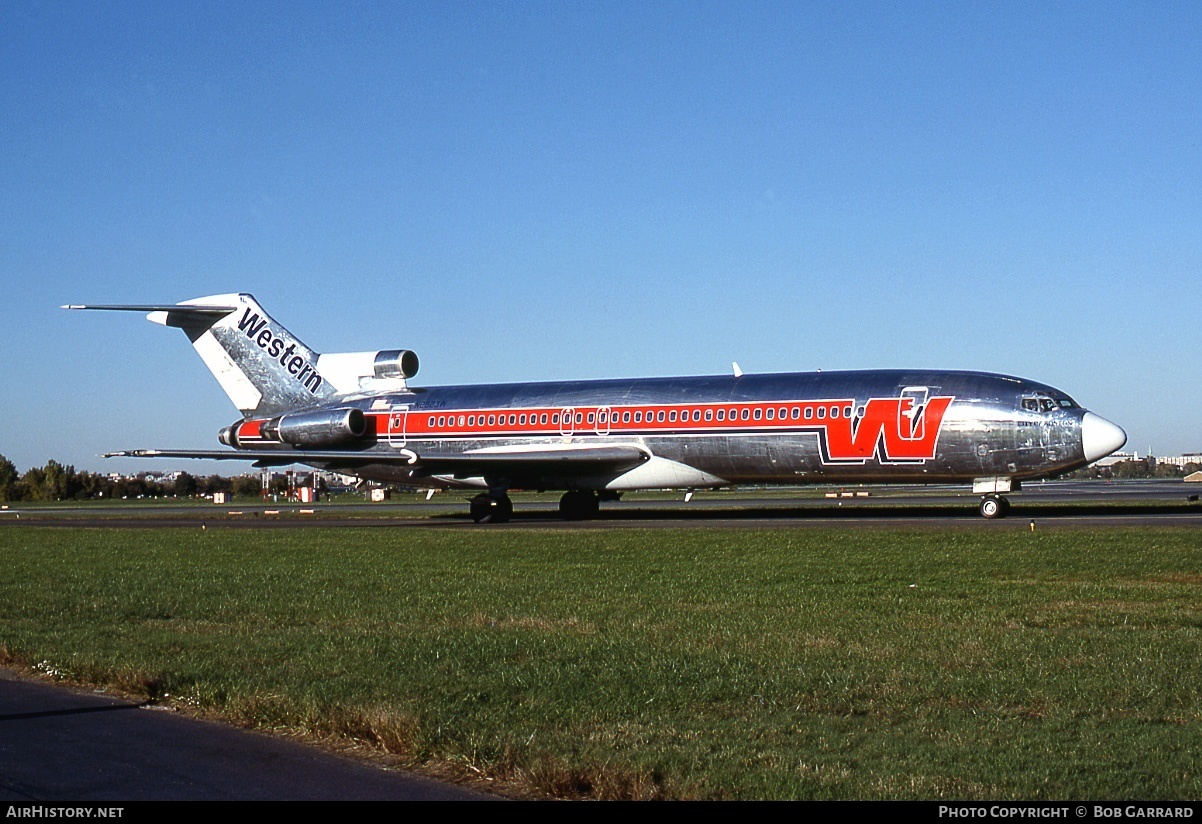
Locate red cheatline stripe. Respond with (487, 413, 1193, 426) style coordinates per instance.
(362, 399, 862, 438)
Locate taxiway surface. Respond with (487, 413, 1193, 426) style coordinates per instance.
(0, 668, 494, 801)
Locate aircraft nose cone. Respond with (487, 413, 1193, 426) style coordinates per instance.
(1081, 412, 1127, 463)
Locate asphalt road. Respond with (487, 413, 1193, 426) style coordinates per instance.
(0, 668, 494, 801)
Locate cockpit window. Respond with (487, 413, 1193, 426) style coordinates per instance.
(1023, 393, 1068, 413)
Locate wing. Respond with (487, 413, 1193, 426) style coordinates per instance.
(105, 444, 651, 478)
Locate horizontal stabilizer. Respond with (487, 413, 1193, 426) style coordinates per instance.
(64, 304, 237, 316)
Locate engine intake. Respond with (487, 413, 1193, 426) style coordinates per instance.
(373, 349, 419, 380)
(260, 408, 368, 447)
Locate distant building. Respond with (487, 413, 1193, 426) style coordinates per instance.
(1149, 453, 1202, 468)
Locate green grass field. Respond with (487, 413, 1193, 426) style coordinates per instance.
(0, 524, 1199, 799)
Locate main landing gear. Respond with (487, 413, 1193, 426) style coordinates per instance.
(559, 490, 600, 521)
(470, 492, 513, 524)
(979, 495, 1011, 519)
(468, 489, 609, 524)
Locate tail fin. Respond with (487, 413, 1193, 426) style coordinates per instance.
(67, 293, 336, 417)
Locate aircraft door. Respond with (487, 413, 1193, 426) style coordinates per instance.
(898, 386, 929, 440)
(596, 406, 611, 436)
(559, 407, 575, 437)
(1019, 394, 1052, 460)
(387, 405, 409, 448)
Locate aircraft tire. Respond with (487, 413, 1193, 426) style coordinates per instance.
(470, 493, 513, 524)
(559, 490, 600, 521)
(979, 495, 1007, 519)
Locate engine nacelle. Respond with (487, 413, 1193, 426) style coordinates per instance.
(314, 349, 420, 392)
(260, 408, 368, 447)
(218, 423, 239, 447)
(373, 349, 419, 380)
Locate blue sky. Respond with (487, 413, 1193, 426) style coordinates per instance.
(2, 1, 1199, 473)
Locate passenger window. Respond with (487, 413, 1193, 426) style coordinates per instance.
(804, 408, 813, 420)
(753, 408, 762, 421)
(657, 411, 665, 422)
(817, 408, 826, 419)
(830, 407, 839, 419)
(669, 410, 677, 422)
(634, 411, 642, 423)
(704, 409, 712, 421)
(766, 408, 774, 421)
(458, 415, 465, 426)
(693, 409, 701, 422)
(468, 415, 475, 426)
(588, 412, 596, 424)
(716, 409, 725, 421)
(428, 416, 436, 427)
(845, 406, 853, 418)
(488, 414, 496, 426)
(575, 412, 583, 424)
(741, 408, 750, 421)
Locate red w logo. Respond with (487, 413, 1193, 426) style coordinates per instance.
(820, 396, 953, 463)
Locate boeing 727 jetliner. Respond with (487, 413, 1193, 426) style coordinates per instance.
(68, 294, 1127, 522)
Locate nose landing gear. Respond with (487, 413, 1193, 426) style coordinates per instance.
(979, 495, 1010, 519)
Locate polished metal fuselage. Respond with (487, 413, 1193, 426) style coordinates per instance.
(284, 369, 1089, 490)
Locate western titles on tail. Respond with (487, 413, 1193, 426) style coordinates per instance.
(66, 294, 418, 418)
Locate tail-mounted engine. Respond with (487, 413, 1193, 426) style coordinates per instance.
(372, 349, 419, 380)
(220, 408, 368, 449)
(311, 348, 420, 392)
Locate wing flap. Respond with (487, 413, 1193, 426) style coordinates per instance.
(413, 446, 648, 478)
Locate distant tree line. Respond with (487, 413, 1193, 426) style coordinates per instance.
(0, 454, 315, 502)
(1065, 460, 1201, 480)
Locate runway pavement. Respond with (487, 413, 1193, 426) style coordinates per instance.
(2, 480, 1199, 529)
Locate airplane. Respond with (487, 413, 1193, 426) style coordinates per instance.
(67, 293, 1127, 522)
